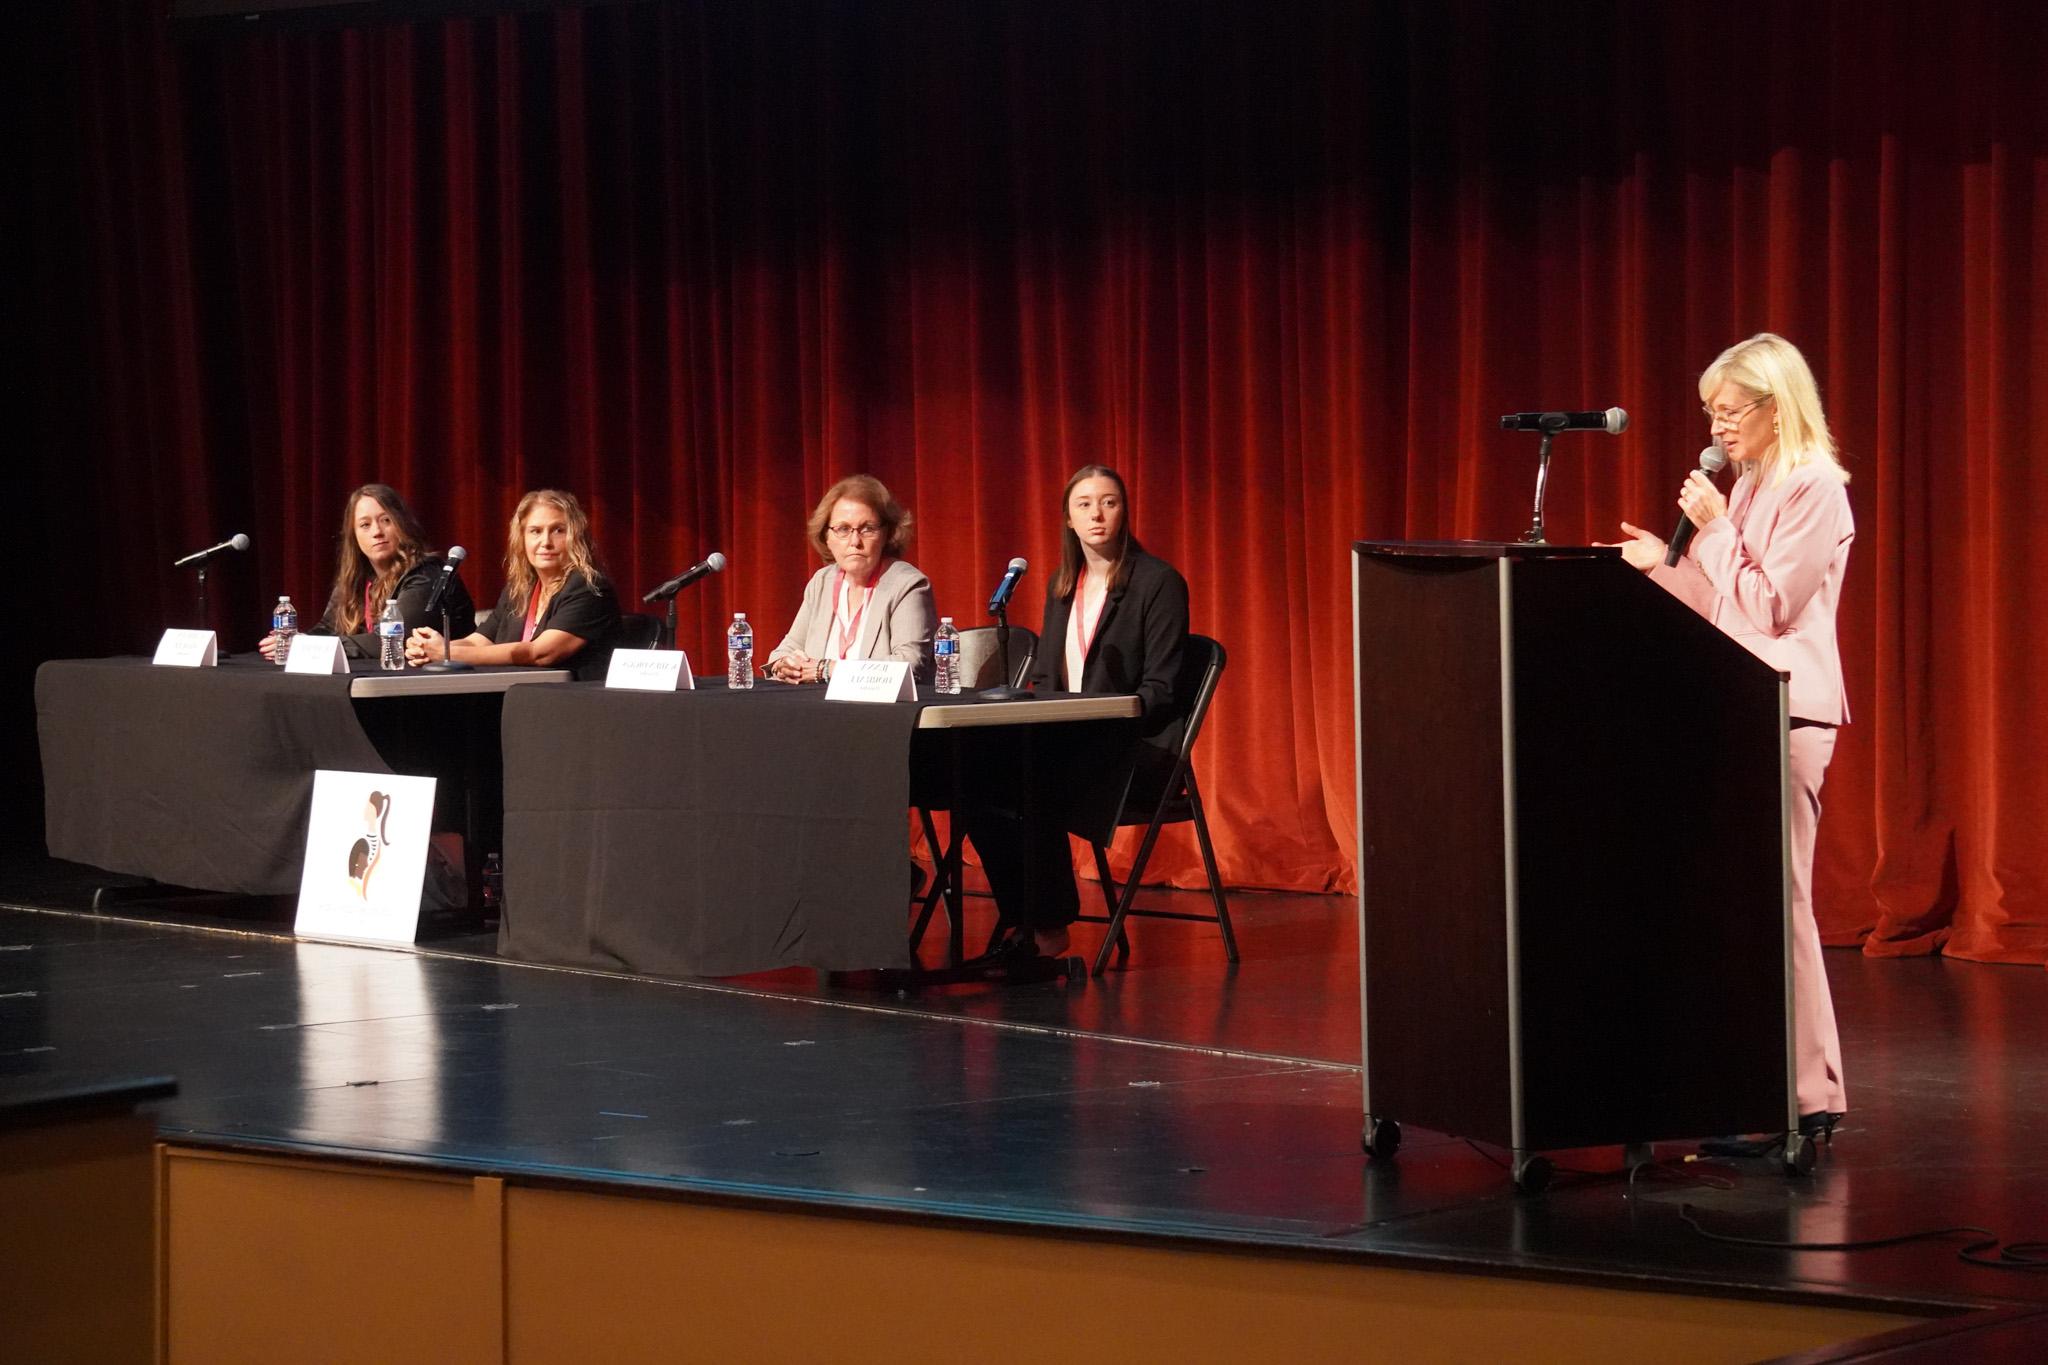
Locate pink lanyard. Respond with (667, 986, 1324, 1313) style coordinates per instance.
(522, 583, 545, 643)
(833, 566, 882, 660)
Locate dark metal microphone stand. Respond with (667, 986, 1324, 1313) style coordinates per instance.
(422, 605, 473, 672)
(1520, 423, 1562, 544)
(194, 561, 212, 634)
(979, 601, 1028, 700)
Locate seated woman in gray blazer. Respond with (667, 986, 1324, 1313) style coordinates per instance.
(764, 474, 936, 685)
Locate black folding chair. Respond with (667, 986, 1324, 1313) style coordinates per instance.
(1077, 634, 1235, 976)
(910, 626, 1036, 962)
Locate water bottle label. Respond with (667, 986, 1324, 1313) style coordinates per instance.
(935, 639, 956, 656)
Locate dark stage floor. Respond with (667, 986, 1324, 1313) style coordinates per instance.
(3, 852, 2045, 1318)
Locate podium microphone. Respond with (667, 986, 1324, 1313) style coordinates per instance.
(643, 551, 727, 603)
(1499, 408, 1629, 435)
(987, 557, 1028, 615)
(172, 533, 251, 568)
(1664, 442, 1730, 567)
(423, 546, 467, 618)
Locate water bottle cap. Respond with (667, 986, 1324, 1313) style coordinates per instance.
(940, 616, 953, 625)
(277, 596, 291, 604)
(734, 612, 747, 620)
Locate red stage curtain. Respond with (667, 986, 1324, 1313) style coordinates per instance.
(21, 1, 2048, 963)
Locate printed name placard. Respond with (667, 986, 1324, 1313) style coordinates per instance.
(826, 658, 915, 703)
(152, 629, 219, 668)
(294, 769, 437, 946)
(284, 635, 349, 675)
(605, 648, 694, 692)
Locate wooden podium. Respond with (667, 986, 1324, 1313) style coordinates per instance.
(1351, 541, 1805, 1189)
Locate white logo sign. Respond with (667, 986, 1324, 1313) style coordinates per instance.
(604, 648, 694, 692)
(825, 659, 915, 703)
(152, 629, 218, 667)
(284, 635, 349, 675)
(294, 770, 438, 946)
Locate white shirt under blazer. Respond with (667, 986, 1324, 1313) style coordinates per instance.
(766, 557, 938, 683)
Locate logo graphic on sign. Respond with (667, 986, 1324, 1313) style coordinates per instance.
(297, 770, 436, 946)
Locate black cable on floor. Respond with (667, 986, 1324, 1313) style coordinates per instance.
(1680, 1204, 2048, 1271)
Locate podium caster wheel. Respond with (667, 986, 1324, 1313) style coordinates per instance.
(1783, 1133, 1816, 1176)
(1364, 1118, 1402, 1160)
(1513, 1155, 1553, 1195)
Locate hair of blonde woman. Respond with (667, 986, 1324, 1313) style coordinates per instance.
(503, 489, 606, 602)
(805, 474, 914, 562)
(1698, 333, 1848, 486)
(325, 484, 432, 634)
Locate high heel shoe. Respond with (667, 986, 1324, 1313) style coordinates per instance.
(1799, 1110, 1844, 1143)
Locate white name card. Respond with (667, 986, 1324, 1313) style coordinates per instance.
(294, 769, 437, 946)
(152, 629, 218, 668)
(605, 648, 694, 692)
(826, 658, 915, 703)
(284, 635, 349, 675)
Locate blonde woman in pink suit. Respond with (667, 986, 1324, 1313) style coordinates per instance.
(1607, 333, 1853, 1140)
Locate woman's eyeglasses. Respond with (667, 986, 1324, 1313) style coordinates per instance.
(1703, 396, 1771, 427)
(827, 523, 883, 542)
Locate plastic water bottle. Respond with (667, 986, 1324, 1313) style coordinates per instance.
(271, 596, 297, 666)
(480, 853, 504, 924)
(376, 598, 406, 671)
(934, 616, 961, 694)
(727, 612, 755, 690)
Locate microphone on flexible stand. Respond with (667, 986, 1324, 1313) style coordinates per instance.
(643, 551, 728, 603)
(173, 533, 249, 641)
(1504, 408, 1629, 542)
(422, 546, 473, 672)
(1663, 442, 1731, 567)
(983, 557, 1030, 700)
(644, 552, 727, 651)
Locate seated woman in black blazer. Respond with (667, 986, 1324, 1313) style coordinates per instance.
(404, 488, 620, 680)
(258, 483, 476, 661)
(969, 464, 1191, 962)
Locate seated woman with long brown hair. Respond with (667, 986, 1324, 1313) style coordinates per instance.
(259, 483, 475, 661)
(405, 489, 620, 680)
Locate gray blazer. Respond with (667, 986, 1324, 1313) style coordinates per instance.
(766, 558, 937, 682)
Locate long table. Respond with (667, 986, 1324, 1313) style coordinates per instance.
(36, 657, 567, 896)
(497, 684, 1140, 976)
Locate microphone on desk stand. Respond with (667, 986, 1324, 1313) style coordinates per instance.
(643, 551, 727, 650)
(981, 557, 1029, 701)
(172, 532, 249, 644)
(422, 546, 474, 673)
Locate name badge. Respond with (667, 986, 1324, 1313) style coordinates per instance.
(605, 648, 694, 692)
(826, 659, 915, 703)
(152, 629, 218, 668)
(284, 635, 349, 675)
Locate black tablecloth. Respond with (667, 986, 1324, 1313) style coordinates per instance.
(36, 657, 527, 896)
(499, 683, 943, 975)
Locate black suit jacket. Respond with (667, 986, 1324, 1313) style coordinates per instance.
(312, 554, 478, 660)
(1026, 546, 1191, 838)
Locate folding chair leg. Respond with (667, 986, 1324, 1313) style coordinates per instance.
(1090, 842, 1129, 965)
(1188, 782, 1237, 963)
(1091, 816, 1169, 977)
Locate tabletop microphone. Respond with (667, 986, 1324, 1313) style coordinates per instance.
(1663, 442, 1731, 567)
(987, 557, 1028, 614)
(643, 550, 727, 603)
(423, 545, 468, 618)
(1498, 408, 1629, 435)
(172, 533, 251, 568)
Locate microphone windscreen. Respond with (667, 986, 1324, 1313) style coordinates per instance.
(1007, 556, 1028, 573)
(706, 551, 728, 572)
(229, 533, 251, 552)
(446, 544, 468, 564)
(1701, 441, 1728, 473)
(1605, 407, 1630, 435)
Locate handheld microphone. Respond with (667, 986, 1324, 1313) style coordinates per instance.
(1499, 408, 1630, 435)
(172, 533, 251, 568)
(423, 546, 468, 618)
(987, 557, 1028, 615)
(643, 551, 727, 603)
(1663, 442, 1731, 567)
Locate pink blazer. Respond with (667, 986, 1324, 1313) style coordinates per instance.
(1648, 462, 1854, 725)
